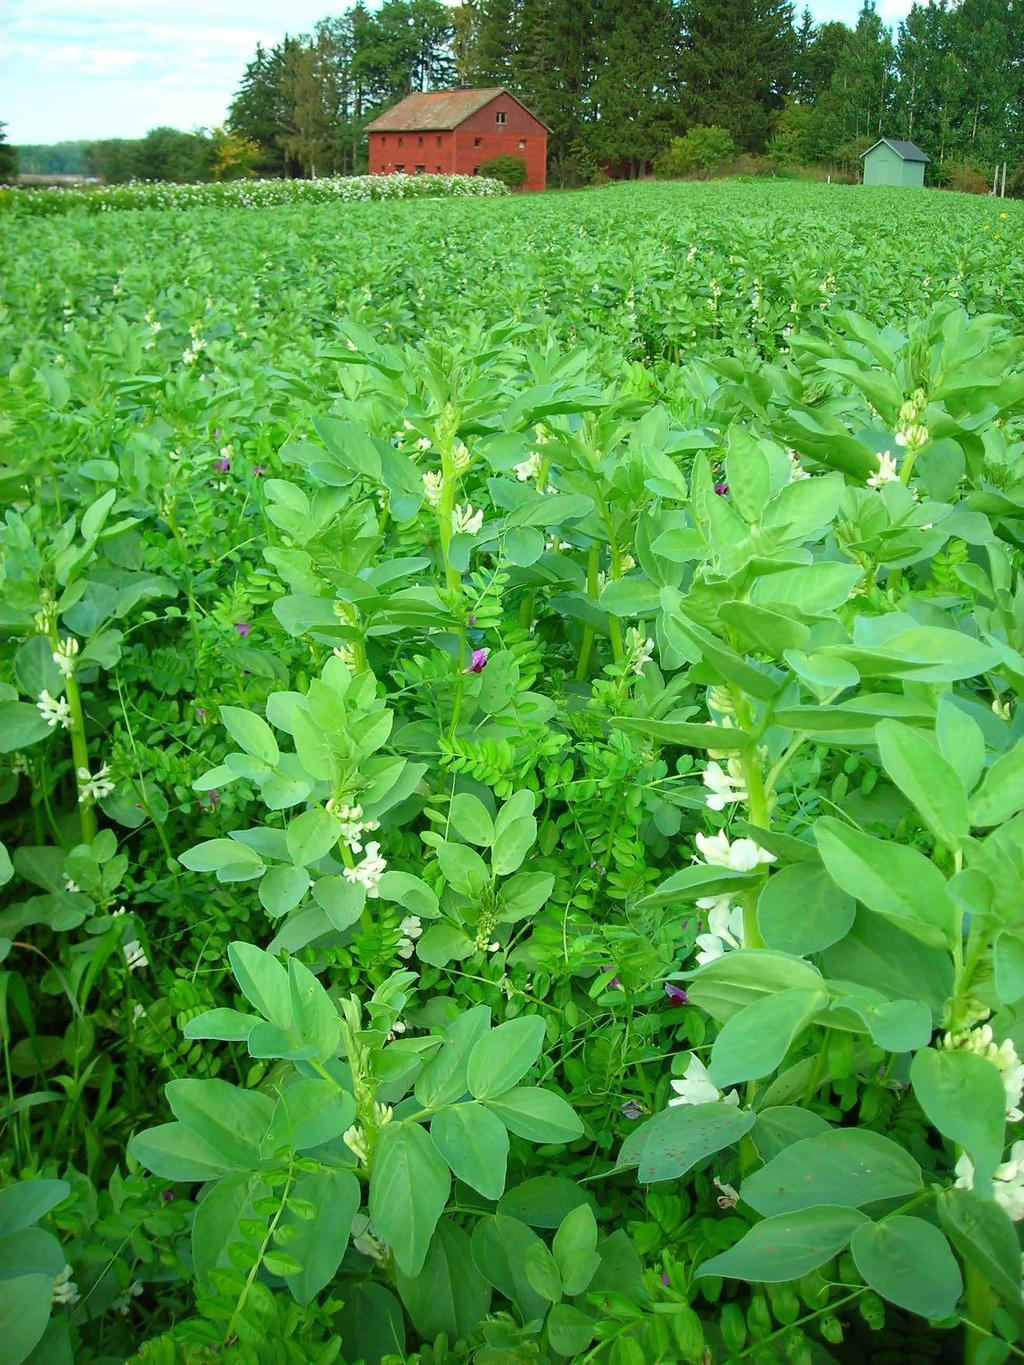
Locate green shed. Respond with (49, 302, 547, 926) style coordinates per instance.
(861, 138, 929, 187)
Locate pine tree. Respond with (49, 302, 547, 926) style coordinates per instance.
(0, 122, 17, 183)
(587, 0, 683, 175)
(678, 0, 796, 151)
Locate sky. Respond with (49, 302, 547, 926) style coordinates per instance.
(2, 0, 915, 145)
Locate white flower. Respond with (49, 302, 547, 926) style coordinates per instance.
(123, 939, 148, 972)
(714, 1177, 740, 1209)
(955, 1143, 1024, 1221)
(62, 875, 80, 894)
(943, 1024, 1024, 1121)
(350, 1214, 387, 1260)
(415, 436, 431, 452)
(514, 451, 542, 482)
(702, 759, 748, 812)
(332, 642, 357, 668)
(77, 763, 115, 803)
(52, 636, 79, 678)
(52, 1264, 79, 1307)
(37, 690, 71, 730)
(867, 450, 899, 488)
(625, 625, 655, 674)
(343, 1124, 369, 1164)
(328, 800, 380, 855)
(396, 914, 422, 959)
(788, 449, 810, 482)
(452, 441, 471, 472)
(422, 470, 442, 507)
(452, 503, 484, 536)
(343, 841, 387, 899)
(668, 1054, 740, 1109)
(132, 1003, 146, 1021)
(694, 831, 775, 874)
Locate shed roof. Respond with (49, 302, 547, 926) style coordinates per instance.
(861, 138, 930, 163)
(366, 87, 550, 133)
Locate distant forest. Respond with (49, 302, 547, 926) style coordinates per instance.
(10, 0, 1023, 187)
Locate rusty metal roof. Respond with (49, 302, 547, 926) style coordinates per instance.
(366, 88, 550, 133)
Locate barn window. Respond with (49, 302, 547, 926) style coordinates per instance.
(519, 138, 526, 149)
(415, 164, 425, 174)
(418, 136, 423, 146)
(473, 166, 479, 175)
(474, 137, 482, 147)
(395, 163, 405, 172)
(398, 136, 404, 146)
(381, 135, 387, 145)
(495, 111, 506, 125)
(436, 136, 442, 146)
(436, 164, 441, 171)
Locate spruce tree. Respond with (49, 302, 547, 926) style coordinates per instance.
(0, 122, 17, 183)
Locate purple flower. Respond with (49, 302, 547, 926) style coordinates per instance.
(213, 428, 221, 440)
(251, 464, 266, 477)
(714, 482, 728, 495)
(215, 457, 231, 473)
(194, 707, 207, 723)
(664, 983, 688, 1005)
(467, 647, 489, 674)
(234, 623, 251, 638)
(621, 1100, 643, 1120)
(660, 1271, 670, 1287)
(467, 614, 477, 627)
(600, 964, 621, 990)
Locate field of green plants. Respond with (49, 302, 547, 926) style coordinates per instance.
(2, 178, 1024, 1365)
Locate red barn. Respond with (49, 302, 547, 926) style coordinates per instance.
(366, 88, 548, 192)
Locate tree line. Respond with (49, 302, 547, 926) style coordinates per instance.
(226, 0, 1022, 184)
(5, 0, 1021, 188)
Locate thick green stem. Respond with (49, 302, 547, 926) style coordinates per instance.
(575, 545, 600, 681)
(964, 1253, 993, 1364)
(63, 669, 96, 844)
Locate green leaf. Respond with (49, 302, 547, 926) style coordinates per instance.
(0, 1180, 69, 1237)
(546, 1303, 596, 1356)
(970, 736, 1024, 827)
(937, 700, 985, 795)
(471, 1215, 548, 1322)
(415, 1005, 491, 1109)
(725, 430, 771, 523)
(751, 562, 864, 614)
(436, 841, 490, 895)
(850, 1217, 962, 1321)
(491, 815, 537, 876)
(616, 1102, 755, 1184)
(396, 1218, 492, 1342)
(416, 922, 475, 967)
(261, 1078, 355, 1156)
(876, 720, 969, 850)
(369, 1121, 451, 1277)
(525, 1241, 562, 1302)
(496, 871, 554, 923)
(335, 1282, 406, 1364)
(184, 1007, 260, 1043)
(815, 817, 957, 947)
(483, 1086, 583, 1143)
(467, 1015, 546, 1099)
(282, 1168, 360, 1305)
(751, 1107, 831, 1163)
(612, 715, 752, 751)
(285, 807, 341, 867)
(707, 986, 828, 1088)
(165, 1078, 273, 1167)
(259, 864, 311, 918)
(128, 1122, 247, 1181)
(311, 875, 365, 932)
(757, 865, 855, 956)
(497, 1176, 593, 1229)
(994, 932, 1024, 1006)
(598, 578, 662, 617)
(0, 1273, 53, 1365)
(287, 957, 341, 1062)
(552, 1203, 601, 1296)
(220, 705, 280, 765)
(0, 702, 53, 753)
(448, 793, 494, 847)
(179, 838, 264, 881)
(13, 637, 63, 700)
(741, 1129, 922, 1216)
(430, 1103, 509, 1201)
(697, 1207, 867, 1282)
(938, 1188, 1024, 1320)
(687, 950, 826, 1023)
(192, 1172, 268, 1294)
(911, 1048, 1006, 1189)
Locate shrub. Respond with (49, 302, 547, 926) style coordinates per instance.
(653, 126, 737, 180)
(478, 154, 527, 189)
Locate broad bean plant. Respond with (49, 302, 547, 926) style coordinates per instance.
(1, 181, 1023, 1365)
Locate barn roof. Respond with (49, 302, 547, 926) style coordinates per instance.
(861, 138, 930, 163)
(366, 87, 550, 133)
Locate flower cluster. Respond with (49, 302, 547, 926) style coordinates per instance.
(53, 636, 79, 679)
(693, 831, 775, 966)
(397, 915, 422, 959)
(625, 625, 655, 675)
(36, 689, 71, 730)
(328, 800, 380, 855)
(867, 450, 899, 488)
(77, 762, 115, 803)
(342, 841, 387, 897)
(52, 1264, 79, 1307)
(668, 1054, 740, 1109)
(702, 758, 748, 811)
(422, 470, 442, 507)
(451, 503, 484, 536)
(955, 1141, 1024, 1221)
